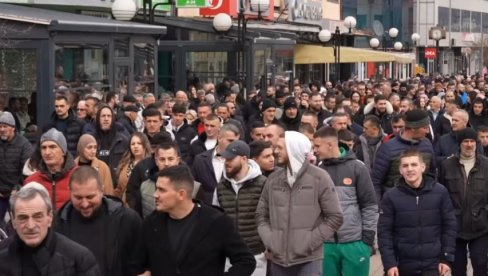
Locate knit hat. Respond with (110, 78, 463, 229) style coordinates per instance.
(283, 97, 298, 110)
(77, 134, 97, 156)
(0, 111, 15, 127)
(261, 99, 277, 112)
(40, 128, 67, 154)
(456, 128, 478, 145)
(404, 109, 430, 128)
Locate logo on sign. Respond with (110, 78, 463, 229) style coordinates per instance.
(425, 48, 437, 59)
(200, 0, 237, 16)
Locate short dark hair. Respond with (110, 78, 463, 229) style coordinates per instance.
(338, 129, 356, 141)
(172, 103, 187, 114)
(298, 123, 315, 135)
(197, 102, 212, 110)
(391, 114, 405, 124)
(157, 165, 194, 198)
(142, 107, 161, 118)
(399, 149, 425, 164)
(374, 94, 387, 103)
(55, 95, 69, 103)
(477, 125, 488, 133)
(363, 114, 381, 129)
(154, 141, 181, 157)
(249, 140, 273, 159)
(250, 120, 265, 130)
(313, 126, 338, 139)
(69, 166, 103, 191)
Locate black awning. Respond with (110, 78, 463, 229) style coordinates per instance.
(0, 3, 166, 35)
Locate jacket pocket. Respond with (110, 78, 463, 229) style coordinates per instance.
(288, 230, 312, 260)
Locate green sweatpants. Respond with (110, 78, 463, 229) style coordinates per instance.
(323, 241, 370, 276)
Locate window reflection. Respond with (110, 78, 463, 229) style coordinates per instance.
(134, 43, 155, 94)
(186, 51, 228, 86)
(54, 43, 109, 93)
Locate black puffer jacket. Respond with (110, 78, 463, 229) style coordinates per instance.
(439, 154, 488, 240)
(49, 110, 85, 156)
(378, 176, 457, 274)
(0, 134, 33, 195)
(0, 230, 101, 276)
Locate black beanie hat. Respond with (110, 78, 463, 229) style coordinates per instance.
(261, 99, 277, 112)
(283, 97, 298, 110)
(456, 128, 478, 145)
(404, 109, 430, 128)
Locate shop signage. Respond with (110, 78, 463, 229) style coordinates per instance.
(200, 0, 237, 16)
(176, 0, 210, 8)
(287, 0, 322, 23)
(424, 48, 437, 59)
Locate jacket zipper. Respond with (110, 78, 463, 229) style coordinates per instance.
(52, 178, 57, 212)
(285, 182, 292, 266)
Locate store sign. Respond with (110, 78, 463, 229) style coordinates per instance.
(425, 48, 437, 59)
(200, 0, 237, 16)
(176, 0, 210, 8)
(287, 0, 322, 23)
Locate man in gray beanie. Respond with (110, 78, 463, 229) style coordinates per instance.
(24, 128, 76, 211)
(0, 111, 33, 226)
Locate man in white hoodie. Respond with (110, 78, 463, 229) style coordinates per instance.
(256, 131, 343, 276)
(213, 140, 267, 275)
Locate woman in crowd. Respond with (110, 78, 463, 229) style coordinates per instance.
(75, 134, 114, 195)
(114, 132, 151, 200)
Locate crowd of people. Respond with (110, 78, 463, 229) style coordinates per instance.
(0, 74, 487, 276)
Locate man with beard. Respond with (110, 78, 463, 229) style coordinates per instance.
(357, 115, 386, 173)
(363, 95, 394, 134)
(309, 92, 328, 127)
(213, 140, 267, 276)
(280, 97, 301, 131)
(477, 126, 488, 156)
(256, 131, 343, 275)
(55, 166, 142, 276)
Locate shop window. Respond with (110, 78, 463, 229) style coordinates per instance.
(472, 12, 481, 33)
(55, 43, 109, 94)
(451, 9, 460, 32)
(134, 43, 156, 94)
(186, 51, 228, 86)
(483, 13, 488, 33)
(438, 7, 449, 29)
(253, 49, 271, 88)
(461, 10, 470, 33)
(115, 38, 129, 58)
(158, 51, 175, 93)
(273, 49, 294, 87)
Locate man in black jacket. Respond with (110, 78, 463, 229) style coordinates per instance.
(133, 165, 256, 276)
(165, 103, 197, 165)
(439, 128, 488, 276)
(55, 166, 142, 276)
(378, 149, 456, 276)
(50, 95, 85, 156)
(0, 182, 100, 276)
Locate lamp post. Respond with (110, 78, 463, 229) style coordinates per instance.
(318, 16, 356, 83)
(429, 26, 445, 75)
(111, 0, 137, 21)
(411, 33, 420, 76)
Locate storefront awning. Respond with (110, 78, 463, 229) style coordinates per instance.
(294, 45, 415, 64)
(0, 3, 166, 35)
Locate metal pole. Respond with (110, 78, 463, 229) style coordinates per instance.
(436, 39, 440, 74)
(335, 26, 341, 83)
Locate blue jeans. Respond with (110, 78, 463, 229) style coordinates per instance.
(269, 260, 322, 276)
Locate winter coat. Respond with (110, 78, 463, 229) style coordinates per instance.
(280, 111, 302, 131)
(372, 132, 436, 202)
(188, 132, 214, 165)
(49, 110, 85, 156)
(55, 197, 142, 276)
(24, 153, 77, 211)
(134, 203, 256, 276)
(434, 131, 484, 165)
(319, 151, 378, 246)
(215, 160, 266, 255)
(0, 230, 101, 276)
(256, 162, 343, 267)
(363, 101, 394, 134)
(0, 134, 33, 196)
(191, 148, 219, 204)
(126, 156, 156, 217)
(74, 156, 114, 196)
(439, 154, 488, 240)
(378, 176, 457, 274)
(93, 131, 129, 188)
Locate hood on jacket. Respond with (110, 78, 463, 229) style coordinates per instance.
(38, 152, 76, 180)
(284, 131, 311, 187)
(57, 196, 124, 221)
(223, 159, 262, 185)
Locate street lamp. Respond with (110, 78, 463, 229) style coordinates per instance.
(318, 16, 356, 83)
(212, 13, 232, 32)
(111, 0, 137, 21)
(394, 42, 403, 51)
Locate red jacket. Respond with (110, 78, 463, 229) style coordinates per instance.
(24, 154, 77, 211)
